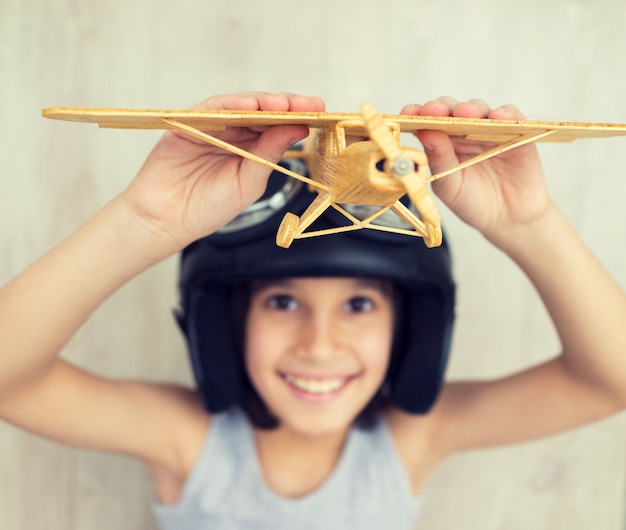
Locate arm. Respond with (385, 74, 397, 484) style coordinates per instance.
(400, 98, 626, 454)
(0, 92, 325, 463)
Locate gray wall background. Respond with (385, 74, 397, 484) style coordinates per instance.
(1, 1, 625, 528)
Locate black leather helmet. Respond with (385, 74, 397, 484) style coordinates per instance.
(176, 157, 455, 415)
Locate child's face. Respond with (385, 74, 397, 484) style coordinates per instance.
(245, 277, 394, 438)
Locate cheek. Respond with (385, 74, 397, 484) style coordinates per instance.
(371, 345, 393, 381)
(244, 317, 263, 374)
(244, 312, 279, 385)
(361, 322, 394, 378)
(243, 345, 268, 404)
(379, 313, 395, 363)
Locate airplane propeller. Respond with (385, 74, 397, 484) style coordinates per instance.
(361, 103, 442, 246)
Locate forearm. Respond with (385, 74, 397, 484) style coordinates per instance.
(491, 202, 626, 406)
(0, 195, 176, 397)
(0, 92, 323, 403)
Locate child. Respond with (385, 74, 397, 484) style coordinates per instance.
(0, 92, 625, 529)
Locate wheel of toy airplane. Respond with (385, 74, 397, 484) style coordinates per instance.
(423, 223, 443, 248)
(276, 212, 300, 248)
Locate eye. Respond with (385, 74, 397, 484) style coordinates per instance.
(344, 296, 374, 313)
(267, 294, 299, 311)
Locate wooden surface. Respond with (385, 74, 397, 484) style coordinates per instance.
(1, 1, 625, 529)
(42, 106, 626, 141)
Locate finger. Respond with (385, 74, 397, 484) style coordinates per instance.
(198, 91, 288, 111)
(187, 93, 325, 138)
(416, 130, 459, 174)
(232, 93, 295, 134)
(453, 99, 492, 119)
(243, 124, 311, 173)
(239, 92, 325, 113)
(248, 93, 325, 133)
(401, 98, 461, 171)
(488, 103, 527, 120)
(189, 92, 325, 113)
(189, 93, 262, 111)
(238, 123, 311, 193)
(278, 93, 326, 112)
(419, 97, 459, 117)
(400, 103, 421, 116)
(400, 98, 458, 117)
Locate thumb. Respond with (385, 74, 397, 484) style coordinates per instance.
(252, 124, 310, 164)
(237, 124, 310, 200)
(416, 130, 464, 208)
(417, 130, 459, 177)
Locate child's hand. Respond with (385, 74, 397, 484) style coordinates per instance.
(401, 98, 549, 244)
(122, 92, 325, 253)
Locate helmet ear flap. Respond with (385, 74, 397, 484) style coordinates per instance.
(173, 307, 186, 334)
(388, 290, 455, 413)
(179, 288, 242, 412)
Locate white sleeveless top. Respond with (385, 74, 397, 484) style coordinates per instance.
(153, 408, 423, 529)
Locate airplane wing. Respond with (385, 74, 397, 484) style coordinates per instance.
(41, 107, 626, 143)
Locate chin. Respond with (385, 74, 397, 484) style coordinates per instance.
(277, 409, 359, 439)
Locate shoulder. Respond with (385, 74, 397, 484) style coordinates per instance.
(151, 407, 253, 506)
(0, 358, 211, 504)
(386, 357, 626, 489)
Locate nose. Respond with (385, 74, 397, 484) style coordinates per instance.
(296, 310, 340, 361)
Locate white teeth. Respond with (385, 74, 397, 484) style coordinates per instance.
(283, 375, 346, 394)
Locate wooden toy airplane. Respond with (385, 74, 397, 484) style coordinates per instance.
(42, 105, 626, 248)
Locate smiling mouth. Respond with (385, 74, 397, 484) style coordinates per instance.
(281, 374, 352, 395)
